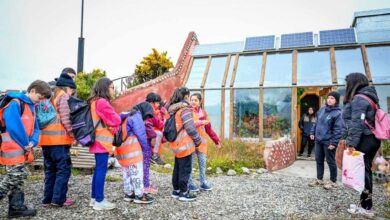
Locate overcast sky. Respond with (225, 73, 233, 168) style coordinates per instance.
(1, 0, 390, 90)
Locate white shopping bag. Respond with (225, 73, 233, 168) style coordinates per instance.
(342, 150, 365, 193)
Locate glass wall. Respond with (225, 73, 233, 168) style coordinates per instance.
(224, 89, 230, 138)
(204, 57, 227, 88)
(297, 50, 332, 86)
(225, 55, 236, 86)
(263, 88, 292, 139)
(186, 58, 208, 89)
(264, 53, 292, 86)
(233, 89, 259, 138)
(366, 46, 390, 83)
(204, 90, 222, 136)
(375, 85, 390, 116)
(234, 55, 262, 88)
(335, 48, 365, 85)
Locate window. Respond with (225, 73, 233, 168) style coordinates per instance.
(335, 48, 365, 85)
(204, 57, 227, 88)
(366, 46, 390, 83)
(233, 89, 259, 138)
(264, 53, 292, 86)
(224, 89, 230, 139)
(204, 90, 222, 136)
(225, 55, 236, 87)
(186, 58, 208, 89)
(234, 55, 262, 88)
(297, 50, 332, 86)
(376, 85, 390, 116)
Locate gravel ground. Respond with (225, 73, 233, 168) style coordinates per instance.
(0, 168, 388, 219)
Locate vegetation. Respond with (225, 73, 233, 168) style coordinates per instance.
(75, 69, 106, 100)
(106, 175, 122, 182)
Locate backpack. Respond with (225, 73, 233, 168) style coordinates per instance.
(113, 116, 129, 147)
(0, 95, 25, 145)
(355, 94, 390, 140)
(163, 110, 184, 142)
(36, 99, 57, 129)
(68, 96, 101, 146)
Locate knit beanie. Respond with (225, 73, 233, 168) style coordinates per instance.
(56, 73, 76, 89)
(327, 91, 340, 104)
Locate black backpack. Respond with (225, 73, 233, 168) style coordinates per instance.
(68, 97, 101, 147)
(113, 116, 129, 147)
(0, 95, 25, 145)
(163, 111, 184, 142)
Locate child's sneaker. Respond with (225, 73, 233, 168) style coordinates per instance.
(89, 198, 95, 207)
(189, 184, 199, 192)
(323, 181, 337, 190)
(200, 183, 212, 191)
(93, 199, 116, 211)
(178, 191, 196, 202)
(134, 194, 154, 204)
(308, 179, 324, 187)
(124, 193, 135, 202)
(144, 186, 158, 194)
(171, 190, 180, 199)
(63, 198, 73, 206)
(151, 155, 166, 165)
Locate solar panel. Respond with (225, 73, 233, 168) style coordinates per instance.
(319, 28, 356, 45)
(244, 35, 275, 51)
(281, 32, 314, 48)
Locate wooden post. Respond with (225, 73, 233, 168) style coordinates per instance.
(229, 88, 234, 140)
(221, 89, 225, 139)
(291, 87, 298, 153)
(260, 52, 267, 86)
(229, 54, 240, 87)
(201, 56, 212, 88)
(330, 47, 338, 84)
(361, 45, 373, 83)
(221, 55, 232, 87)
(292, 50, 298, 85)
(183, 57, 194, 86)
(259, 87, 264, 141)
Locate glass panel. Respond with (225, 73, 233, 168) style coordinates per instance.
(204, 90, 221, 136)
(234, 55, 262, 88)
(186, 58, 208, 89)
(375, 85, 390, 116)
(224, 89, 230, 139)
(225, 55, 236, 87)
(264, 53, 292, 86)
(192, 42, 244, 56)
(263, 88, 292, 139)
(233, 89, 259, 138)
(204, 57, 227, 88)
(336, 86, 346, 108)
(297, 50, 332, 86)
(335, 48, 365, 85)
(366, 46, 390, 83)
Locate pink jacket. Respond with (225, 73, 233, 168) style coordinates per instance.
(192, 107, 220, 145)
(89, 98, 121, 154)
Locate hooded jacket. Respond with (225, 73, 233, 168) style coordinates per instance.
(3, 92, 40, 149)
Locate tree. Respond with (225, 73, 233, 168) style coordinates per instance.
(75, 69, 106, 100)
(130, 48, 174, 87)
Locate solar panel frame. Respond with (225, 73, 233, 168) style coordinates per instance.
(319, 28, 357, 45)
(244, 35, 275, 51)
(280, 32, 314, 48)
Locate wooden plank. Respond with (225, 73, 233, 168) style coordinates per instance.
(200, 56, 212, 88)
(361, 45, 373, 83)
(221, 55, 232, 88)
(291, 87, 298, 154)
(183, 57, 194, 86)
(229, 54, 240, 87)
(259, 52, 267, 86)
(229, 88, 234, 140)
(221, 89, 225, 139)
(330, 47, 338, 84)
(292, 50, 297, 85)
(259, 87, 264, 141)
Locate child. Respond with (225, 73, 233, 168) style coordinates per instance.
(0, 80, 51, 218)
(167, 87, 201, 202)
(188, 93, 221, 191)
(116, 104, 155, 204)
(88, 77, 121, 210)
(298, 107, 316, 157)
(309, 91, 343, 190)
(39, 73, 76, 207)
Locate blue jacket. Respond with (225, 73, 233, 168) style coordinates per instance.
(124, 111, 149, 151)
(310, 105, 344, 146)
(3, 92, 40, 150)
(299, 114, 316, 137)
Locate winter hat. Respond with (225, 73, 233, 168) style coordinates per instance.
(61, 67, 76, 75)
(56, 73, 76, 89)
(327, 91, 340, 104)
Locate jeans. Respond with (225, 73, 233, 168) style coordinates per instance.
(91, 153, 108, 202)
(315, 142, 337, 182)
(189, 150, 207, 186)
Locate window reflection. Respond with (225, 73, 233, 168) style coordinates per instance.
(264, 53, 292, 86)
(297, 50, 332, 86)
(366, 46, 390, 83)
(233, 89, 259, 138)
(186, 58, 208, 89)
(234, 55, 262, 88)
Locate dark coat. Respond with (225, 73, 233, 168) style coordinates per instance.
(310, 105, 344, 146)
(299, 113, 316, 137)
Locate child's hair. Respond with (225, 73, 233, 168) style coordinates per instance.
(146, 92, 162, 103)
(168, 87, 190, 106)
(190, 93, 203, 108)
(27, 80, 52, 98)
(344, 72, 369, 104)
(88, 77, 113, 102)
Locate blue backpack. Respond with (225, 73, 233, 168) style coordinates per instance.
(36, 99, 57, 129)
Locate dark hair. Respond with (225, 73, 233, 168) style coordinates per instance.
(146, 92, 162, 103)
(88, 77, 113, 102)
(190, 93, 203, 108)
(344, 73, 369, 104)
(168, 87, 190, 106)
(27, 80, 52, 98)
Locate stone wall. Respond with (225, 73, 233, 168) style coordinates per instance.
(263, 138, 296, 171)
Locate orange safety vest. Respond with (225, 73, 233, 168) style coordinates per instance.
(115, 118, 143, 166)
(169, 108, 196, 158)
(91, 100, 115, 154)
(192, 112, 208, 154)
(0, 99, 34, 165)
(39, 90, 73, 146)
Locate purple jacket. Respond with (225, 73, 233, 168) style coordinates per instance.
(122, 111, 149, 150)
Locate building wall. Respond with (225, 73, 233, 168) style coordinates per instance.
(355, 13, 390, 43)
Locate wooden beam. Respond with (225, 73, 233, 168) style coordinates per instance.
(221, 55, 232, 88)
(291, 87, 298, 153)
(259, 87, 264, 142)
(229, 54, 240, 87)
(361, 45, 373, 83)
(183, 57, 194, 86)
(330, 47, 338, 84)
(259, 52, 267, 86)
(201, 56, 212, 88)
(221, 89, 225, 139)
(229, 88, 234, 140)
(292, 50, 297, 85)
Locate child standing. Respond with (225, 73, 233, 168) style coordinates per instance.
(188, 93, 221, 191)
(88, 78, 121, 210)
(0, 80, 51, 218)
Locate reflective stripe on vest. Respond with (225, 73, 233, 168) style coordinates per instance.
(91, 100, 114, 154)
(171, 142, 195, 153)
(115, 135, 143, 166)
(116, 150, 143, 161)
(169, 108, 196, 158)
(1, 149, 24, 158)
(41, 130, 67, 136)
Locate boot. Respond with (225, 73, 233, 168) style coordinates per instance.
(8, 191, 37, 219)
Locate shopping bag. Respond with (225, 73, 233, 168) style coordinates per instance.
(342, 150, 365, 193)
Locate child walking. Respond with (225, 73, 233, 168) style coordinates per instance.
(188, 93, 221, 191)
(88, 77, 121, 210)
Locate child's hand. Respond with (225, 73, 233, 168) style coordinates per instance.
(216, 143, 221, 149)
(202, 120, 210, 125)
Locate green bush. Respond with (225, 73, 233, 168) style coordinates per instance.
(382, 140, 390, 157)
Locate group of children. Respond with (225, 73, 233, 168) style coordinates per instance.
(0, 67, 221, 217)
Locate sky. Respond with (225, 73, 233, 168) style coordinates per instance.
(1, 0, 390, 91)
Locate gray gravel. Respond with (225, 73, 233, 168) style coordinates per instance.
(0, 169, 388, 219)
